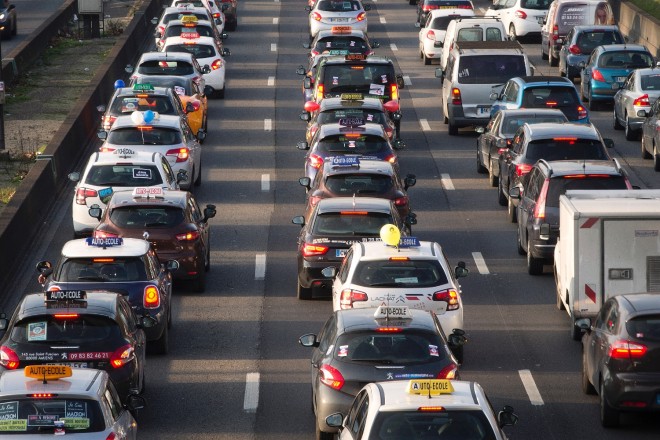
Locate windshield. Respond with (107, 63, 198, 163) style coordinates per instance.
(334, 330, 447, 364)
(315, 37, 369, 53)
(85, 165, 164, 187)
(424, 0, 473, 7)
(501, 115, 567, 136)
(312, 212, 392, 236)
(367, 410, 497, 440)
(317, 134, 389, 154)
(430, 15, 465, 30)
(317, 109, 387, 126)
(546, 175, 628, 207)
(107, 127, 182, 145)
(575, 31, 624, 53)
(627, 315, 660, 342)
(352, 259, 449, 288)
(316, 0, 362, 12)
(0, 399, 105, 434)
(525, 139, 609, 162)
(137, 60, 195, 76)
(457, 55, 526, 84)
(322, 64, 395, 98)
(163, 12, 209, 25)
(456, 26, 503, 42)
(598, 51, 653, 69)
(166, 43, 216, 59)
(325, 174, 394, 195)
(11, 315, 120, 344)
(521, 87, 579, 109)
(109, 206, 185, 228)
(109, 95, 176, 116)
(57, 257, 148, 282)
(165, 24, 215, 38)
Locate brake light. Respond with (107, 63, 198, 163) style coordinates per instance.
(0, 346, 19, 369)
(533, 178, 549, 219)
(103, 115, 117, 129)
(592, 69, 605, 82)
(422, 5, 437, 11)
(385, 154, 396, 164)
(110, 344, 134, 368)
(340, 211, 368, 215)
(319, 364, 345, 390)
(515, 163, 533, 177)
(340, 288, 368, 308)
(563, 174, 611, 179)
(451, 88, 461, 105)
(106, 434, 117, 440)
(577, 105, 587, 120)
(312, 12, 322, 21)
(552, 24, 558, 40)
(302, 243, 329, 257)
(92, 258, 114, 262)
(309, 154, 324, 169)
(633, 94, 650, 107)
(609, 340, 647, 359)
(385, 126, 394, 138)
(99, 147, 115, 153)
(356, 12, 366, 21)
(143, 285, 160, 308)
(457, 4, 472, 8)
(75, 187, 98, 205)
(29, 393, 56, 398)
(211, 59, 224, 70)
(545, 101, 558, 107)
(427, 30, 435, 40)
(418, 406, 445, 411)
(432, 289, 460, 310)
(176, 230, 201, 241)
(394, 196, 408, 206)
(568, 44, 581, 55)
(437, 363, 458, 379)
(625, 178, 633, 190)
(309, 195, 322, 206)
(54, 314, 79, 319)
(93, 231, 119, 239)
(166, 148, 190, 163)
(390, 84, 398, 101)
(389, 257, 409, 261)
(376, 327, 403, 332)
(316, 84, 324, 101)
(311, 49, 319, 56)
(212, 12, 220, 18)
(514, 10, 527, 19)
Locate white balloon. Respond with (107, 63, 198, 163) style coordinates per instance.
(131, 111, 145, 125)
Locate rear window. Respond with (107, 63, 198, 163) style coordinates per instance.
(430, 15, 463, 30)
(322, 64, 395, 98)
(598, 51, 653, 69)
(334, 330, 447, 364)
(85, 165, 164, 187)
(317, 109, 387, 126)
(165, 24, 215, 38)
(546, 175, 628, 207)
(575, 30, 624, 53)
(352, 259, 449, 288)
(312, 212, 392, 236)
(58, 257, 148, 282)
(137, 59, 195, 76)
(368, 410, 497, 440)
(109, 95, 177, 116)
(456, 26, 503, 42)
(11, 315, 120, 344)
(525, 138, 609, 162)
(425, 0, 473, 7)
(317, 134, 389, 154)
(456, 55, 527, 84)
(627, 315, 660, 342)
(521, 86, 579, 109)
(314, 37, 370, 52)
(165, 43, 216, 59)
(317, 0, 362, 12)
(325, 173, 394, 195)
(134, 76, 191, 95)
(641, 74, 660, 91)
(107, 127, 182, 145)
(557, 4, 590, 30)
(0, 398, 105, 434)
(520, 0, 552, 9)
(501, 115, 567, 136)
(109, 206, 185, 228)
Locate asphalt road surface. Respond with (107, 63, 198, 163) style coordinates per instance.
(3, 0, 660, 438)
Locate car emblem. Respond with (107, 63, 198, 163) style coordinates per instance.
(387, 373, 394, 380)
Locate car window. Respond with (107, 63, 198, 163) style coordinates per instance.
(0, 398, 106, 433)
(346, 390, 368, 436)
(641, 73, 660, 91)
(334, 330, 448, 363)
(353, 394, 369, 438)
(107, 127, 182, 145)
(85, 165, 164, 187)
(595, 301, 612, 330)
(103, 388, 121, 421)
(322, 64, 395, 99)
(146, 251, 161, 278)
(325, 174, 394, 195)
(525, 138, 609, 162)
(457, 55, 527, 84)
(485, 27, 503, 41)
(312, 212, 392, 236)
(352, 259, 449, 288)
(368, 410, 497, 440)
(575, 30, 623, 53)
(317, 134, 389, 154)
(165, 43, 216, 59)
(315, 37, 369, 52)
(604, 303, 619, 333)
(134, 75, 191, 95)
(430, 15, 464, 30)
(109, 95, 177, 116)
(161, 157, 175, 185)
(10, 315, 121, 344)
(163, 12, 210, 25)
(316, 0, 362, 11)
(57, 257, 148, 282)
(457, 27, 483, 42)
(598, 51, 653, 69)
(165, 24, 215, 38)
(501, 115, 566, 136)
(521, 86, 578, 108)
(138, 59, 195, 75)
(338, 248, 354, 283)
(317, 314, 337, 354)
(109, 206, 185, 228)
(627, 314, 660, 342)
(524, 168, 541, 201)
(546, 175, 628, 207)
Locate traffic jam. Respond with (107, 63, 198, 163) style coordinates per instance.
(2, 0, 660, 438)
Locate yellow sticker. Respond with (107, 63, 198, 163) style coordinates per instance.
(62, 418, 91, 429)
(0, 419, 27, 431)
(407, 379, 455, 396)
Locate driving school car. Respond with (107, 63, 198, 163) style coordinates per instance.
(304, 27, 378, 64)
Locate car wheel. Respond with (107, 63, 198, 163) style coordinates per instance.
(488, 159, 498, 187)
(555, 285, 565, 311)
(508, 24, 517, 41)
(624, 115, 639, 141)
(167, 300, 172, 329)
(476, 151, 487, 174)
(409, 0, 416, 5)
(541, 44, 548, 60)
(642, 137, 652, 159)
(654, 144, 660, 171)
(192, 268, 206, 293)
(571, 319, 582, 341)
(140, 371, 146, 394)
(549, 48, 558, 67)
(316, 418, 334, 440)
(588, 89, 597, 111)
(527, 239, 543, 275)
(149, 325, 169, 355)
(297, 282, 312, 300)
(443, 114, 448, 124)
(600, 381, 620, 428)
(420, 50, 424, 60)
(507, 196, 517, 223)
(448, 120, 458, 136)
(582, 350, 596, 395)
(215, 87, 225, 99)
(424, 53, 431, 65)
(195, 163, 202, 187)
(612, 108, 623, 130)
(497, 175, 507, 206)
(204, 245, 211, 272)
(516, 227, 526, 255)
(451, 344, 464, 364)
(11, 18, 16, 36)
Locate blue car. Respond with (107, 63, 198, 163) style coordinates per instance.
(579, 44, 654, 110)
(558, 25, 625, 80)
(490, 76, 589, 124)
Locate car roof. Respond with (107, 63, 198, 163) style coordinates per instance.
(316, 196, 394, 214)
(572, 25, 621, 32)
(540, 159, 622, 177)
(498, 108, 567, 118)
(453, 40, 524, 54)
(107, 188, 189, 208)
(357, 240, 440, 260)
(86, 150, 164, 166)
(335, 307, 438, 332)
(319, 97, 384, 112)
(110, 114, 182, 130)
(317, 122, 386, 138)
(373, 380, 485, 410)
(321, 158, 395, 176)
(61, 237, 151, 258)
(618, 293, 660, 314)
(632, 67, 660, 76)
(16, 291, 121, 320)
(515, 76, 573, 86)
(138, 51, 195, 63)
(0, 368, 109, 399)
(598, 44, 650, 53)
(322, 55, 393, 65)
(525, 122, 599, 139)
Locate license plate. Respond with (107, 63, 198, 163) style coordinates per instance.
(336, 249, 347, 258)
(332, 18, 349, 22)
(47, 363, 88, 368)
(477, 106, 491, 116)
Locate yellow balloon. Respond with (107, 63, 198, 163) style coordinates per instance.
(380, 224, 401, 247)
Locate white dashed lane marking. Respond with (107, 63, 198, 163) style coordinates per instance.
(403, 75, 412, 86)
(420, 119, 431, 131)
(271, 43, 277, 52)
(380, 17, 386, 24)
(264, 119, 272, 131)
(273, 17, 279, 24)
(390, 43, 398, 51)
(244, 372, 260, 412)
(440, 174, 454, 190)
(267, 76, 275, 86)
(255, 254, 266, 280)
(519, 370, 544, 406)
(472, 252, 490, 274)
(261, 174, 270, 191)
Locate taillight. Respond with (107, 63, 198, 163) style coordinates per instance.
(158, 25, 165, 34)
(0, 346, 19, 370)
(311, 49, 319, 56)
(190, 101, 201, 112)
(309, 195, 322, 206)
(356, 12, 366, 21)
(533, 178, 549, 219)
(457, 4, 472, 8)
(106, 433, 117, 440)
(609, 340, 647, 360)
(577, 105, 588, 120)
(143, 285, 160, 309)
(316, 84, 324, 101)
(312, 12, 322, 21)
(633, 94, 650, 107)
(552, 24, 558, 39)
(432, 289, 460, 310)
(427, 30, 435, 40)
(451, 87, 461, 105)
(309, 154, 324, 169)
(592, 69, 605, 82)
(110, 344, 134, 369)
(28, 393, 56, 398)
(390, 84, 398, 101)
(93, 230, 119, 239)
(568, 44, 581, 55)
(437, 363, 458, 379)
(310, 125, 319, 138)
(302, 243, 329, 257)
(423, 5, 437, 11)
(394, 196, 408, 206)
(376, 327, 403, 333)
(385, 154, 396, 164)
(514, 10, 527, 19)
(212, 12, 220, 18)
(515, 163, 533, 177)
(625, 178, 633, 190)
(166, 148, 190, 163)
(103, 115, 117, 129)
(176, 230, 201, 241)
(319, 364, 345, 390)
(211, 59, 224, 70)
(340, 288, 368, 309)
(99, 147, 115, 153)
(75, 187, 98, 205)
(385, 126, 394, 138)
(54, 314, 79, 319)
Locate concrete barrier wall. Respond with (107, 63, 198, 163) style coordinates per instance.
(616, 1, 660, 59)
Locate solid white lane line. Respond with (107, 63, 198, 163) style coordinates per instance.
(420, 119, 431, 131)
(472, 252, 490, 275)
(479, 7, 486, 13)
(267, 76, 275, 86)
(440, 174, 454, 190)
(273, 17, 279, 24)
(403, 75, 412, 86)
(261, 174, 270, 191)
(255, 254, 266, 280)
(264, 119, 272, 131)
(380, 17, 386, 24)
(519, 370, 544, 406)
(271, 43, 277, 52)
(390, 43, 398, 51)
(244, 372, 260, 412)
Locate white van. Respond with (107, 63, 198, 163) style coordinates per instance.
(418, 9, 475, 65)
(440, 17, 507, 72)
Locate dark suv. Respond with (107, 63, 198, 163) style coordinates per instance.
(510, 159, 631, 275)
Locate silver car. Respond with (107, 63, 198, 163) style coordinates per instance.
(613, 68, 660, 141)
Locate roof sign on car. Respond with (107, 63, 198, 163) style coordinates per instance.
(181, 31, 200, 39)
(399, 237, 420, 248)
(339, 116, 365, 127)
(85, 237, 124, 247)
(331, 26, 352, 34)
(331, 156, 360, 167)
(341, 93, 363, 101)
(181, 15, 198, 23)
(407, 379, 455, 396)
(132, 187, 165, 198)
(46, 290, 87, 302)
(114, 147, 136, 158)
(374, 305, 413, 319)
(25, 365, 73, 381)
(132, 83, 154, 93)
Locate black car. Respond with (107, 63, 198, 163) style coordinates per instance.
(510, 159, 631, 275)
(0, 1, 16, 39)
(416, 0, 473, 23)
(299, 306, 466, 440)
(292, 197, 416, 300)
(578, 293, 660, 428)
(0, 290, 153, 402)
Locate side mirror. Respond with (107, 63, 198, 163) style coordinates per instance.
(68, 172, 81, 182)
(498, 406, 518, 428)
(454, 261, 469, 278)
(603, 138, 614, 148)
(372, 41, 380, 48)
(298, 333, 319, 347)
(202, 65, 212, 74)
(575, 317, 592, 331)
(97, 105, 106, 113)
(126, 394, 147, 412)
(303, 42, 311, 49)
(297, 141, 309, 150)
(185, 102, 195, 113)
(404, 174, 416, 190)
(221, 32, 228, 39)
(299, 111, 311, 122)
(638, 109, 649, 118)
(296, 65, 307, 76)
(489, 92, 499, 101)
(325, 413, 344, 428)
(139, 315, 158, 329)
(448, 328, 467, 347)
(392, 111, 402, 121)
(125, 64, 134, 74)
(321, 267, 337, 278)
(221, 48, 231, 57)
(292, 215, 305, 226)
(197, 129, 207, 141)
(151, 17, 158, 25)
(36, 261, 53, 277)
(299, 177, 311, 189)
(88, 204, 102, 220)
(176, 170, 189, 183)
(303, 77, 312, 89)
(97, 130, 108, 140)
(509, 187, 521, 199)
(405, 213, 417, 226)
(435, 68, 444, 79)
(203, 204, 217, 222)
(393, 139, 405, 150)
(475, 126, 485, 134)
(215, 18, 223, 25)
(363, 4, 371, 10)
(305, 5, 312, 11)
(165, 260, 180, 272)
(396, 74, 405, 89)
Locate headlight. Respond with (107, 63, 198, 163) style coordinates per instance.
(0, 14, 6, 20)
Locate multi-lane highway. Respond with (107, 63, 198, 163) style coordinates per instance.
(3, 0, 660, 438)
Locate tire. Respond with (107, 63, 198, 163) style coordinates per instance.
(541, 45, 548, 60)
(580, 82, 588, 102)
(452, 344, 464, 364)
(555, 286, 565, 311)
(216, 87, 225, 99)
(195, 163, 202, 187)
(167, 300, 172, 329)
(409, 0, 416, 5)
(11, 18, 16, 36)
(654, 144, 660, 171)
(192, 268, 206, 293)
(516, 228, 526, 255)
(508, 24, 517, 41)
(624, 115, 639, 141)
(423, 54, 431, 65)
(443, 115, 448, 124)
(612, 108, 623, 130)
(204, 245, 211, 272)
(588, 89, 597, 111)
(642, 138, 652, 159)
(316, 418, 334, 440)
(582, 350, 596, 395)
(549, 48, 558, 67)
(297, 282, 312, 300)
(420, 50, 424, 60)
(448, 120, 458, 136)
(600, 381, 620, 428)
(527, 239, 543, 275)
(476, 151, 487, 174)
(149, 325, 169, 355)
(488, 159, 498, 187)
(507, 196, 517, 223)
(571, 319, 582, 341)
(497, 176, 507, 206)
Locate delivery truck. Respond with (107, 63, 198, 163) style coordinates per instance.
(554, 189, 660, 340)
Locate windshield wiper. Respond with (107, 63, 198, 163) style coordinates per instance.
(368, 282, 408, 287)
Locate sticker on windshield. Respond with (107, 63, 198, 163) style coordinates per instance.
(121, 98, 139, 113)
(66, 401, 87, 419)
(133, 168, 153, 179)
(380, 75, 387, 84)
(62, 418, 90, 429)
(369, 84, 385, 96)
(174, 86, 186, 96)
(0, 401, 19, 421)
(394, 277, 417, 284)
(348, 140, 356, 148)
(28, 415, 58, 427)
(0, 420, 26, 431)
(98, 187, 113, 204)
(338, 345, 349, 357)
(28, 322, 47, 341)
(366, 113, 374, 122)
(332, 76, 339, 85)
(429, 345, 439, 357)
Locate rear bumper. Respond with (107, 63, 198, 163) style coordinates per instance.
(606, 372, 660, 412)
(447, 104, 490, 128)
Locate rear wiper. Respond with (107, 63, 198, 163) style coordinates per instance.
(145, 222, 168, 226)
(368, 282, 407, 287)
(77, 276, 106, 281)
(352, 358, 393, 364)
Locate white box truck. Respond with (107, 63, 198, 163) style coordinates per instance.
(554, 189, 660, 340)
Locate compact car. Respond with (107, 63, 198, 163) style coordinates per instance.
(613, 67, 660, 141)
(307, 0, 370, 40)
(558, 25, 624, 80)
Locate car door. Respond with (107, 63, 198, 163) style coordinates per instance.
(581, 50, 598, 94)
(189, 194, 210, 251)
(518, 169, 541, 243)
(311, 314, 338, 396)
(501, 127, 524, 191)
(559, 28, 574, 68)
(103, 381, 137, 439)
(587, 300, 614, 384)
(614, 72, 634, 119)
(480, 115, 498, 163)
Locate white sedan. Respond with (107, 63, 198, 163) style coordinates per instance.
(306, 0, 369, 40)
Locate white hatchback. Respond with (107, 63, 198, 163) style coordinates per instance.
(307, 0, 369, 40)
(418, 9, 474, 65)
(325, 239, 468, 335)
(485, 0, 551, 41)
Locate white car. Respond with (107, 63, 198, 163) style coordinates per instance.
(127, 51, 209, 94)
(485, 0, 551, 41)
(307, 0, 369, 40)
(418, 9, 474, 65)
(98, 114, 204, 191)
(324, 239, 468, 335)
(157, 16, 228, 51)
(152, 5, 215, 46)
(163, 34, 227, 98)
(326, 379, 518, 440)
(68, 150, 186, 237)
(169, 0, 226, 33)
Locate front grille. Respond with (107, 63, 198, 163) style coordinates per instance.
(646, 256, 660, 291)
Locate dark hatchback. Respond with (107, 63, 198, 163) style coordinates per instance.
(299, 306, 465, 440)
(578, 293, 660, 428)
(0, 291, 151, 402)
(292, 197, 415, 300)
(416, 0, 473, 23)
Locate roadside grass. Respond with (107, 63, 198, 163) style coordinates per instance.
(628, 0, 660, 21)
